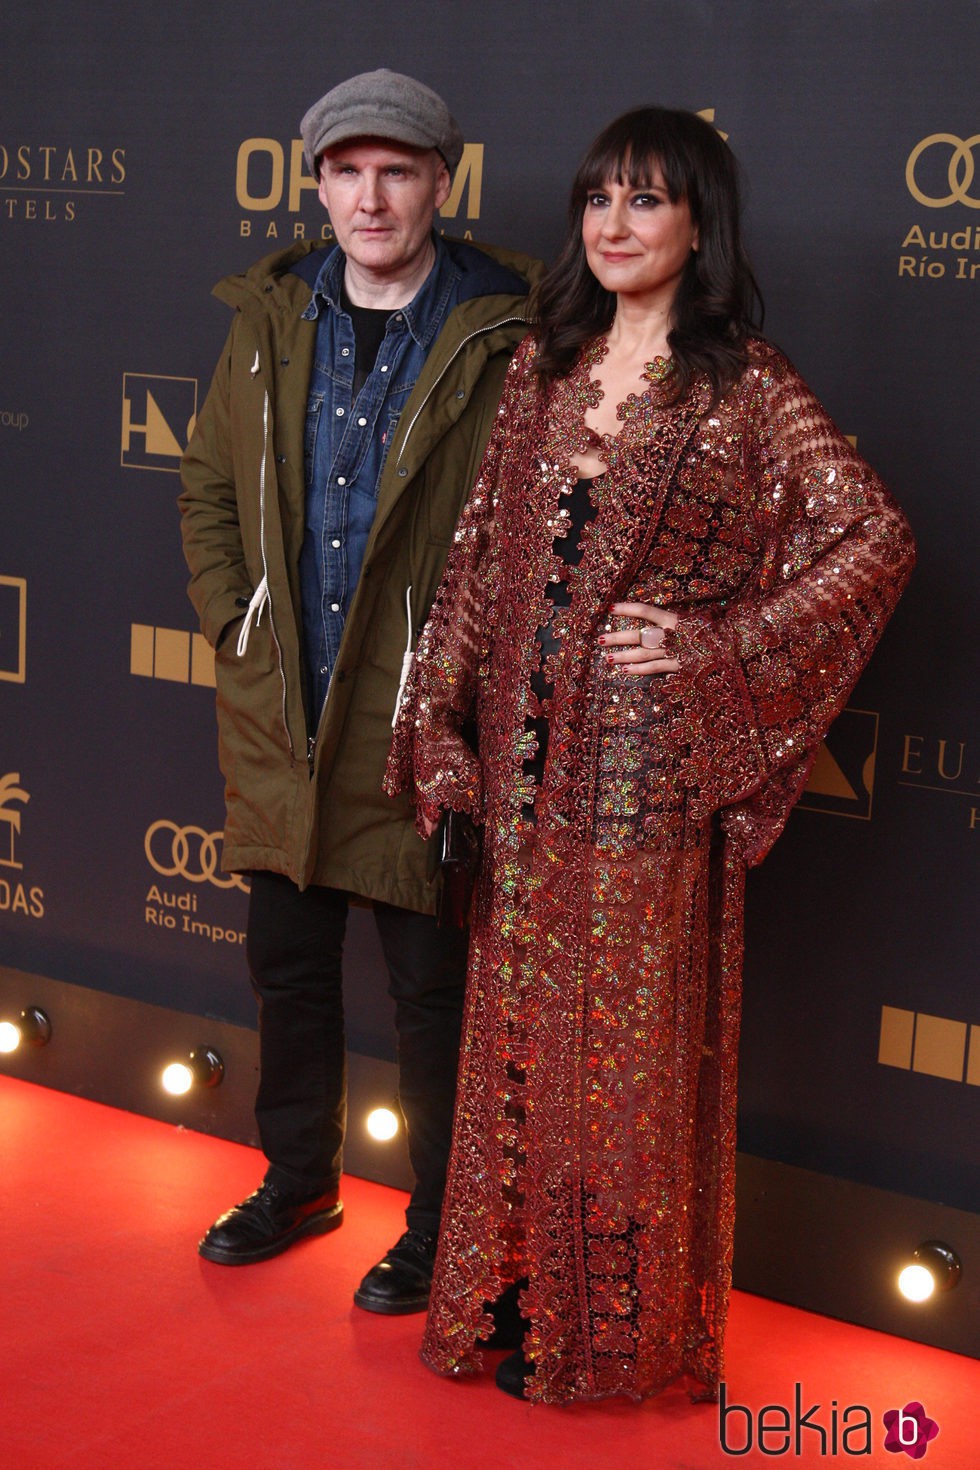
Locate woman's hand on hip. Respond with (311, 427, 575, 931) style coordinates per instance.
(600, 601, 680, 675)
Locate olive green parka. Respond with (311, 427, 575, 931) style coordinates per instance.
(179, 235, 542, 910)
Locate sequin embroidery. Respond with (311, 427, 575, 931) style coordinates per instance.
(386, 334, 915, 1404)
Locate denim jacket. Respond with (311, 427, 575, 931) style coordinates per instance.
(299, 235, 462, 721)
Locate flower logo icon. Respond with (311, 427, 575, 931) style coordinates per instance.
(883, 1401, 940, 1458)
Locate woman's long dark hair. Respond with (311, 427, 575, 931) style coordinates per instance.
(534, 107, 764, 402)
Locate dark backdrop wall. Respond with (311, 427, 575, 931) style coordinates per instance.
(1, 0, 976, 1274)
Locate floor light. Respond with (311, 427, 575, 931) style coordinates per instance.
(897, 1241, 962, 1303)
(161, 1047, 224, 1095)
(0, 1007, 51, 1053)
(366, 1106, 400, 1142)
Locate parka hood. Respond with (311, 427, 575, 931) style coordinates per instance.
(214, 235, 544, 314)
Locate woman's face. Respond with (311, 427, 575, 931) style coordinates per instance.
(582, 162, 699, 311)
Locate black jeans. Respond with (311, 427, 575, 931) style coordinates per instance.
(246, 871, 468, 1234)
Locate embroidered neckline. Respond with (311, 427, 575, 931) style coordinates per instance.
(545, 336, 681, 477)
(643, 354, 675, 384)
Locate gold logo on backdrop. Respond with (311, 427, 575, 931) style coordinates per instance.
(144, 820, 249, 892)
(236, 137, 484, 241)
(121, 374, 198, 471)
(899, 731, 977, 830)
(878, 1005, 979, 1087)
(799, 708, 878, 820)
(438, 144, 483, 220)
(0, 772, 43, 918)
(899, 134, 980, 280)
(236, 138, 319, 212)
(0, 144, 125, 223)
(696, 109, 729, 141)
(0, 575, 27, 682)
(130, 624, 215, 687)
(906, 134, 980, 209)
(0, 773, 29, 869)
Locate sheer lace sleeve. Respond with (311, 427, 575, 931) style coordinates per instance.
(384, 336, 540, 832)
(667, 349, 916, 863)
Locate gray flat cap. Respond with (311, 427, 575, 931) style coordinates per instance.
(301, 69, 464, 175)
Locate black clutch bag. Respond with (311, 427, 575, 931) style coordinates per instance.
(428, 809, 481, 928)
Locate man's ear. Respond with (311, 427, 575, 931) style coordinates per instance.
(433, 160, 452, 213)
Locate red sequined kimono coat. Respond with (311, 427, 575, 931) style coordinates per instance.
(385, 334, 915, 1404)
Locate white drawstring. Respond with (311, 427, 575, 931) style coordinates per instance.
(234, 365, 294, 755)
(236, 573, 270, 656)
(237, 389, 271, 658)
(391, 584, 414, 727)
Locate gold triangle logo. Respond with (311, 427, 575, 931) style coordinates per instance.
(806, 741, 858, 800)
(144, 391, 186, 458)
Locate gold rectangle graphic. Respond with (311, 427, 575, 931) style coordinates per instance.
(130, 623, 215, 688)
(130, 622, 155, 678)
(879, 1005, 974, 1086)
(190, 633, 216, 687)
(154, 628, 190, 683)
(0, 575, 27, 683)
(913, 1013, 967, 1083)
(878, 1006, 915, 1070)
(967, 1028, 980, 1088)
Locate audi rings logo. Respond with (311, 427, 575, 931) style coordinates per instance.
(144, 820, 249, 892)
(906, 133, 980, 209)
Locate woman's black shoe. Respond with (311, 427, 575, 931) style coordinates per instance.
(494, 1348, 535, 1400)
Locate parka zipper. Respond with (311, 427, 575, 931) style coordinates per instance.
(236, 379, 295, 760)
(394, 314, 531, 470)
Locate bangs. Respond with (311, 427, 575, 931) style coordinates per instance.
(574, 109, 698, 205)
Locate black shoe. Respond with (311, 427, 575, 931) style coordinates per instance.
(198, 1181, 343, 1265)
(353, 1228, 437, 1315)
(495, 1348, 535, 1400)
(481, 1278, 530, 1351)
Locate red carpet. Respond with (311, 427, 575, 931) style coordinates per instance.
(1, 1074, 974, 1469)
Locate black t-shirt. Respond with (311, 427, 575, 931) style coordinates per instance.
(340, 282, 392, 397)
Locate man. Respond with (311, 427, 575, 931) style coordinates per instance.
(179, 69, 540, 1313)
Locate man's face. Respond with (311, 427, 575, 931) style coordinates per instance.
(317, 138, 451, 284)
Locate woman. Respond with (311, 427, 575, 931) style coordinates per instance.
(385, 107, 914, 1405)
